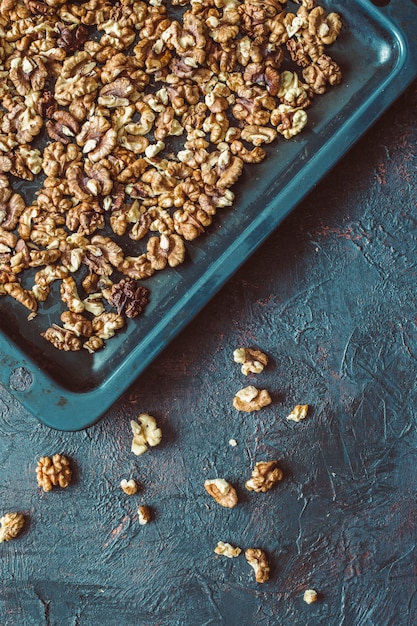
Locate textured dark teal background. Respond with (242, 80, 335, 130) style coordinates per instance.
(1, 78, 417, 625)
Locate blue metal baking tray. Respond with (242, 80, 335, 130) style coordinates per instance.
(1, 0, 417, 430)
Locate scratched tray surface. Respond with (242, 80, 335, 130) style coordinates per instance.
(1, 0, 417, 429)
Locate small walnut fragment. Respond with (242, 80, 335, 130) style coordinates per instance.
(245, 461, 283, 493)
(36, 454, 72, 492)
(303, 589, 319, 604)
(0, 512, 25, 543)
(286, 404, 309, 422)
(204, 478, 238, 509)
(138, 505, 151, 525)
(131, 413, 162, 456)
(214, 541, 241, 558)
(233, 386, 272, 412)
(120, 479, 138, 495)
(233, 347, 268, 375)
(245, 548, 270, 583)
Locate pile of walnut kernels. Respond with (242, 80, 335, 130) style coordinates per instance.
(0, 0, 342, 353)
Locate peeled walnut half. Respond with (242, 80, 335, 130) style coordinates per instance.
(204, 478, 238, 508)
(233, 386, 271, 412)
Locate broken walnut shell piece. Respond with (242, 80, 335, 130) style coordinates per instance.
(233, 386, 272, 412)
(233, 347, 268, 375)
(286, 404, 309, 422)
(245, 548, 270, 583)
(245, 461, 283, 493)
(204, 478, 238, 508)
(0, 512, 25, 543)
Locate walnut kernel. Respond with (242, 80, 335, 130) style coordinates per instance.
(303, 589, 318, 604)
(214, 541, 241, 558)
(245, 461, 283, 493)
(286, 404, 309, 422)
(36, 454, 72, 491)
(245, 548, 270, 583)
(233, 347, 268, 375)
(120, 479, 138, 495)
(131, 413, 162, 456)
(0, 513, 25, 543)
(138, 505, 151, 525)
(233, 386, 272, 412)
(204, 478, 238, 508)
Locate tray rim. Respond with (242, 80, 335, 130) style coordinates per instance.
(1, 0, 417, 430)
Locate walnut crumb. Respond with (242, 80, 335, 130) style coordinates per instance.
(303, 589, 318, 604)
(0, 513, 25, 543)
(36, 454, 72, 492)
(120, 479, 138, 495)
(138, 505, 151, 525)
(245, 461, 283, 493)
(286, 404, 309, 422)
(245, 548, 270, 583)
(214, 541, 241, 558)
(204, 478, 238, 508)
(233, 386, 272, 412)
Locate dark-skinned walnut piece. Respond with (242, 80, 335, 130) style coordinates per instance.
(108, 278, 149, 319)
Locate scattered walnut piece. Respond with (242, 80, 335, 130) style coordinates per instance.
(233, 347, 268, 375)
(138, 505, 151, 525)
(214, 541, 241, 558)
(131, 414, 162, 456)
(233, 386, 272, 412)
(245, 461, 283, 493)
(0, 513, 25, 543)
(286, 404, 309, 422)
(36, 454, 72, 492)
(303, 589, 319, 604)
(120, 479, 138, 495)
(204, 478, 238, 509)
(245, 548, 270, 583)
